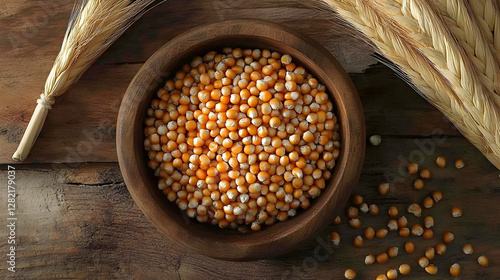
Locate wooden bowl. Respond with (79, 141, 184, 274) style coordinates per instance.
(117, 20, 365, 260)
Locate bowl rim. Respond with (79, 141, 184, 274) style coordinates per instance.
(117, 19, 365, 260)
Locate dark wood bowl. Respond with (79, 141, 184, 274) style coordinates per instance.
(117, 20, 365, 260)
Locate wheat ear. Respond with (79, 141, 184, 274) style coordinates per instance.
(373, 0, 500, 166)
(320, 0, 474, 133)
(12, 0, 158, 161)
(431, 0, 500, 98)
(321, 0, 500, 168)
(469, 0, 500, 58)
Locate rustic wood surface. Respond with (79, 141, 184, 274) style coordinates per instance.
(0, 0, 498, 279)
(0, 0, 375, 164)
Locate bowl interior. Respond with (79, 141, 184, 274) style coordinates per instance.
(117, 20, 365, 260)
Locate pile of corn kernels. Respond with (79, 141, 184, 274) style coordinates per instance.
(144, 48, 340, 231)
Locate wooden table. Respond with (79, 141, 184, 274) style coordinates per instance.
(1, 1, 499, 279)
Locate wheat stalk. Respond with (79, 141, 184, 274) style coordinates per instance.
(12, 0, 158, 161)
(321, 0, 500, 169)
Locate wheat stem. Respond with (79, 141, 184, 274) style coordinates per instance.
(13, 0, 158, 161)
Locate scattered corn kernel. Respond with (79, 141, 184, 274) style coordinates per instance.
(369, 204, 379, 215)
(399, 264, 411, 275)
(365, 254, 376, 265)
(420, 168, 431, 179)
(431, 191, 442, 202)
(422, 229, 434, 240)
(418, 257, 429, 268)
(455, 158, 465, 169)
(386, 269, 398, 279)
(443, 232, 455, 243)
(478, 255, 489, 267)
(349, 218, 361, 228)
(435, 243, 447, 255)
(364, 227, 375, 240)
(376, 275, 388, 280)
(405, 241, 415, 253)
(369, 135, 382, 146)
(344, 269, 356, 279)
(388, 246, 399, 258)
(388, 206, 399, 217)
(423, 197, 434, 209)
(424, 216, 434, 228)
(452, 207, 462, 217)
(462, 243, 473, 255)
(407, 163, 419, 175)
(399, 227, 410, 237)
(398, 216, 408, 228)
(387, 219, 399, 231)
(377, 253, 389, 264)
(407, 203, 422, 217)
(352, 195, 363, 205)
(353, 235, 363, 247)
(359, 203, 369, 213)
(378, 182, 390, 195)
(376, 228, 389, 239)
(425, 264, 438, 275)
(347, 206, 359, 219)
(330, 232, 340, 246)
(334, 216, 341, 224)
(413, 179, 424, 190)
(411, 224, 423, 236)
(450, 263, 461, 276)
(425, 247, 435, 260)
(436, 156, 446, 168)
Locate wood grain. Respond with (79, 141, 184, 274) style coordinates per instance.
(0, 0, 377, 165)
(0, 0, 463, 165)
(1, 136, 498, 279)
(0, 0, 498, 279)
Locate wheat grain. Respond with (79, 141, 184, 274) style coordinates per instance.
(13, 0, 158, 161)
